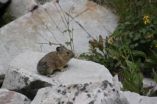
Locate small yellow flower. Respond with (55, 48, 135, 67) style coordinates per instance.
(143, 15, 150, 25)
(108, 36, 114, 44)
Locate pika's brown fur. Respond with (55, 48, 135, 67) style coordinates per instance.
(37, 46, 74, 76)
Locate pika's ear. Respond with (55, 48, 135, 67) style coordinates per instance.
(56, 47, 61, 52)
(56, 45, 66, 52)
(56, 46, 64, 52)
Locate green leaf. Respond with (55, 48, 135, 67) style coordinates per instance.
(132, 50, 146, 58)
(126, 60, 138, 71)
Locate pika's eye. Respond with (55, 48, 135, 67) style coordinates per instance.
(66, 51, 70, 54)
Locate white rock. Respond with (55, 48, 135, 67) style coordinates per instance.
(0, 89, 30, 104)
(113, 75, 123, 91)
(9, 0, 35, 18)
(143, 78, 157, 88)
(123, 91, 157, 104)
(2, 51, 113, 90)
(143, 78, 157, 94)
(31, 81, 129, 104)
(0, 0, 118, 74)
(9, 0, 53, 18)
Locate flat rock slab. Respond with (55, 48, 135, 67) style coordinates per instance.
(31, 80, 129, 104)
(2, 51, 113, 90)
(0, 89, 30, 104)
(0, 0, 118, 74)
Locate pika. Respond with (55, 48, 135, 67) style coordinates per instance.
(37, 45, 74, 76)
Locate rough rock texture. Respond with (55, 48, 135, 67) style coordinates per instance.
(143, 78, 157, 89)
(31, 80, 129, 104)
(0, 0, 118, 74)
(9, 0, 53, 18)
(0, 89, 30, 104)
(2, 51, 113, 99)
(123, 91, 157, 104)
(9, 0, 35, 18)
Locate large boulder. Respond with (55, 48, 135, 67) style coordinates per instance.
(0, 0, 118, 74)
(31, 80, 129, 104)
(123, 91, 157, 104)
(2, 51, 113, 99)
(0, 89, 30, 104)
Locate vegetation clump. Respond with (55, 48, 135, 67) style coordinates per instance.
(81, 0, 157, 95)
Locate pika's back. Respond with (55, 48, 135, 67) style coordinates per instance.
(37, 46, 74, 75)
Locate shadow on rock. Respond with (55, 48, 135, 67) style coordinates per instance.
(13, 80, 52, 100)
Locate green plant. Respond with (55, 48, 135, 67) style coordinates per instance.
(122, 60, 144, 94)
(81, 0, 157, 95)
(92, 0, 157, 22)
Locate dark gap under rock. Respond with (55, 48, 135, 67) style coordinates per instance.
(0, 0, 11, 17)
(13, 80, 52, 100)
(0, 0, 14, 27)
(0, 74, 5, 87)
